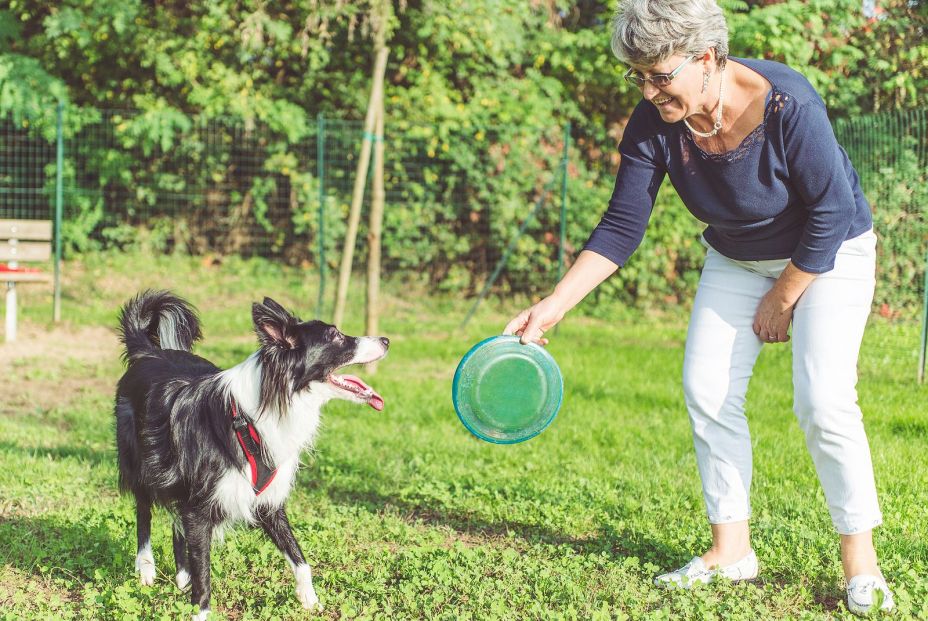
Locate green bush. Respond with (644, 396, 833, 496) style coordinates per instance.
(0, 0, 924, 310)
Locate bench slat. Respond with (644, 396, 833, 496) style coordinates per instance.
(0, 220, 53, 241)
(0, 242, 52, 261)
(2, 271, 51, 283)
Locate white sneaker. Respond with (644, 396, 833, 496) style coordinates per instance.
(847, 574, 894, 616)
(654, 550, 758, 588)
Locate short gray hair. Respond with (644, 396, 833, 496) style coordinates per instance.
(611, 0, 729, 69)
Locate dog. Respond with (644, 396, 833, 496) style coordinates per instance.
(115, 290, 388, 619)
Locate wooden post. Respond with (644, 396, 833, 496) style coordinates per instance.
(332, 44, 389, 328)
(365, 89, 385, 373)
(4, 283, 16, 343)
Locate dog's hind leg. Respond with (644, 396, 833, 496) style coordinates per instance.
(256, 505, 322, 612)
(172, 515, 191, 590)
(181, 507, 214, 621)
(134, 495, 156, 586)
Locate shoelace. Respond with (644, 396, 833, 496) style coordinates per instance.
(850, 581, 877, 603)
(681, 561, 710, 579)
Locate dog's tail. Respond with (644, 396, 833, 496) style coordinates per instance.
(118, 290, 202, 361)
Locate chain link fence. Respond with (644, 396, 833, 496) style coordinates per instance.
(1, 105, 925, 376)
(834, 108, 928, 381)
(834, 108, 928, 314)
(1, 108, 569, 308)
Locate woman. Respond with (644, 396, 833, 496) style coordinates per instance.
(504, 0, 892, 615)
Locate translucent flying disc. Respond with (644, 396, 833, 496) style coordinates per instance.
(452, 335, 563, 444)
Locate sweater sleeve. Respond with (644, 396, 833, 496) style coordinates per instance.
(783, 100, 857, 273)
(582, 103, 666, 267)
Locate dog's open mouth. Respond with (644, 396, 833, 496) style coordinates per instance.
(327, 374, 384, 411)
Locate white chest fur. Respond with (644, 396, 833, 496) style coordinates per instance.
(213, 357, 326, 523)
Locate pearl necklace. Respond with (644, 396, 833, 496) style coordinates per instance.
(684, 67, 726, 138)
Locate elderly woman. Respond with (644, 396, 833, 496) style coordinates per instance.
(504, 0, 893, 614)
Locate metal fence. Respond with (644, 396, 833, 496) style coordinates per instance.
(833, 109, 928, 381)
(1, 105, 926, 377)
(0, 108, 570, 311)
(834, 108, 928, 312)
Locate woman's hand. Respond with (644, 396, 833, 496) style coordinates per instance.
(753, 261, 817, 343)
(503, 295, 569, 345)
(502, 250, 620, 345)
(753, 289, 795, 343)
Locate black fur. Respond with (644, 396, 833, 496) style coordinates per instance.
(114, 290, 388, 616)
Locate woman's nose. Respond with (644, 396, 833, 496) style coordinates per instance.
(640, 81, 661, 100)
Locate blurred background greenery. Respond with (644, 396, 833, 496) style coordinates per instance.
(0, 0, 925, 314)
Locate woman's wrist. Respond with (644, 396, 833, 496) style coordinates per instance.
(774, 261, 818, 307)
(549, 285, 577, 310)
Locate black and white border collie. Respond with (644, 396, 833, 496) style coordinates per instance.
(115, 290, 388, 619)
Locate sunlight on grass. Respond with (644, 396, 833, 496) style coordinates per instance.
(1, 250, 926, 619)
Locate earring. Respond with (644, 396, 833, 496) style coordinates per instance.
(702, 71, 710, 93)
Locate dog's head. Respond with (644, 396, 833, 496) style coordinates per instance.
(252, 297, 389, 414)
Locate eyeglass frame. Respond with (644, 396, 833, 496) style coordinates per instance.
(624, 55, 696, 88)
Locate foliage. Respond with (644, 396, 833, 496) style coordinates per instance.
(836, 108, 928, 315)
(0, 0, 925, 308)
(2, 251, 927, 619)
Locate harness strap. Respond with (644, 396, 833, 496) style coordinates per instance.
(230, 401, 277, 495)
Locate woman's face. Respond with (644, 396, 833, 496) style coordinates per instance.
(630, 54, 707, 123)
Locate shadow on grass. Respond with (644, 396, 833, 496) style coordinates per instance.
(312, 459, 679, 566)
(0, 515, 126, 583)
(888, 417, 928, 437)
(0, 441, 112, 466)
(309, 458, 860, 613)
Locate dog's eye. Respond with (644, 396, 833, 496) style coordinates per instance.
(327, 327, 344, 342)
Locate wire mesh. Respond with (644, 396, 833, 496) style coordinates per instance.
(834, 108, 928, 316)
(56, 110, 319, 262)
(317, 120, 567, 295)
(1, 105, 925, 323)
(0, 117, 56, 219)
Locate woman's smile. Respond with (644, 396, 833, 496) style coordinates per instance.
(652, 95, 676, 109)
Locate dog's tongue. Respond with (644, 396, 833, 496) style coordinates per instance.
(342, 374, 384, 411)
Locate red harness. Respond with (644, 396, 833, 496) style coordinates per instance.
(230, 401, 277, 495)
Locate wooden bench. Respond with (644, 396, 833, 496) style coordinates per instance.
(1, 219, 53, 343)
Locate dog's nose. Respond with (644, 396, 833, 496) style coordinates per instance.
(380, 337, 390, 348)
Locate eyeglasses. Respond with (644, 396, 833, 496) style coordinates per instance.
(624, 56, 695, 88)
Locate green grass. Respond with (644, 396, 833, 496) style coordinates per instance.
(1, 251, 926, 620)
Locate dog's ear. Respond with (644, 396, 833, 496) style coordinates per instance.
(253, 298, 298, 349)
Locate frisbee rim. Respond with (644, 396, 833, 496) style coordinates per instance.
(452, 335, 563, 444)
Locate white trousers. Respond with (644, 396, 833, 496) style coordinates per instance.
(682, 230, 882, 535)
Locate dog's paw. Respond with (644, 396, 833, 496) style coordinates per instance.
(176, 569, 191, 590)
(191, 608, 210, 621)
(296, 582, 323, 612)
(135, 555, 156, 586)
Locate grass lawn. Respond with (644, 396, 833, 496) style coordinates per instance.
(1, 251, 926, 620)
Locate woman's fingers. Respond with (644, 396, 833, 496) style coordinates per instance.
(503, 310, 530, 336)
(505, 298, 563, 345)
(520, 316, 545, 344)
(504, 310, 551, 345)
(754, 314, 793, 343)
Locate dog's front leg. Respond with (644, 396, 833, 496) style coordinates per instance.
(256, 505, 322, 612)
(181, 508, 214, 620)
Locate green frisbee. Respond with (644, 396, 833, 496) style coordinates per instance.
(452, 335, 564, 444)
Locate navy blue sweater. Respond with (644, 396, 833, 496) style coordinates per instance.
(583, 57, 872, 274)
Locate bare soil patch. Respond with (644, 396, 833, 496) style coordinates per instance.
(0, 323, 118, 415)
